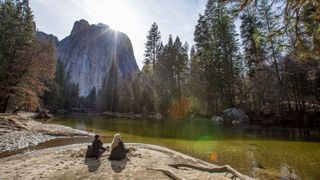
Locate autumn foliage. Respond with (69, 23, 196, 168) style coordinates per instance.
(168, 97, 191, 119)
(0, 0, 56, 113)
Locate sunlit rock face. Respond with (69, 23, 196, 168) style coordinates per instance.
(56, 19, 139, 96)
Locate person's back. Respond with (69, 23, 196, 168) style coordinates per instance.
(109, 134, 128, 160)
(91, 135, 106, 159)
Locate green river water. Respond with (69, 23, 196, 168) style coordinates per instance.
(48, 115, 320, 179)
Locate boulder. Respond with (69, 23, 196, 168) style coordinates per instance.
(231, 120, 241, 125)
(211, 116, 224, 125)
(222, 108, 249, 125)
(35, 110, 52, 119)
(155, 113, 163, 120)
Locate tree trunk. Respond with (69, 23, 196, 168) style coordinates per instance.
(0, 96, 10, 113)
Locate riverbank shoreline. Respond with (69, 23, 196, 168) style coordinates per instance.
(0, 113, 92, 154)
(0, 113, 251, 179)
(55, 111, 164, 120)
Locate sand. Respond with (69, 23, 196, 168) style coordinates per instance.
(0, 143, 253, 180)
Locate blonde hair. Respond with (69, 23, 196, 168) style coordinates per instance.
(111, 133, 121, 150)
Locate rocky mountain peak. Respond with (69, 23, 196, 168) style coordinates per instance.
(56, 19, 139, 96)
(70, 19, 91, 36)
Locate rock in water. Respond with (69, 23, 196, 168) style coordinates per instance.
(222, 108, 249, 125)
(211, 116, 224, 125)
(56, 19, 139, 96)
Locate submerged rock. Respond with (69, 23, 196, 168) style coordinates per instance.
(211, 116, 224, 125)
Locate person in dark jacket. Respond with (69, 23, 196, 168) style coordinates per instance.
(92, 134, 106, 159)
(109, 134, 129, 160)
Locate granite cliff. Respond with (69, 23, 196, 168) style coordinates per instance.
(38, 19, 139, 96)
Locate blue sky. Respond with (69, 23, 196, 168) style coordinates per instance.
(30, 0, 240, 69)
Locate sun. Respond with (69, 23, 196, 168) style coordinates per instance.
(76, 0, 141, 32)
(70, 0, 144, 67)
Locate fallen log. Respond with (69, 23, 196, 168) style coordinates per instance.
(146, 168, 182, 180)
(168, 163, 247, 180)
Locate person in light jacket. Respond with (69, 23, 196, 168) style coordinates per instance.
(109, 134, 129, 160)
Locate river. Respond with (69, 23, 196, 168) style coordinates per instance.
(48, 114, 320, 179)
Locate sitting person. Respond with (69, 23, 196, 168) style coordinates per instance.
(92, 134, 106, 159)
(109, 134, 129, 160)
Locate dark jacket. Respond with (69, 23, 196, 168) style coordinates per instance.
(92, 139, 103, 149)
(109, 140, 128, 160)
(92, 139, 104, 158)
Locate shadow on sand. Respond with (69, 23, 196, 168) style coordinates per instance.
(84, 157, 101, 172)
(109, 158, 129, 173)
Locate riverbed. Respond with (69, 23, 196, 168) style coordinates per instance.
(46, 114, 320, 179)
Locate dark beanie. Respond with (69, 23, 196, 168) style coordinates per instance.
(94, 134, 100, 139)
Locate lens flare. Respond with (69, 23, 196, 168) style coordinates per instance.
(209, 151, 218, 161)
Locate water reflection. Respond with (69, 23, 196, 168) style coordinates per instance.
(55, 115, 320, 142)
(75, 119, 86, 131)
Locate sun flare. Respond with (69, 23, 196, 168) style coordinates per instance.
(73, 0, 141, 32)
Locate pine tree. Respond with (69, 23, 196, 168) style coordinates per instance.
(239, 8, 268, 113)
(194, 0, 242, 112)
(103, 58, 119, 112)
(189, 45, 199, 91)
(144, 22, 161, 72)
(240, 8, 265, 77)
(131, 73, 143, 113)
(259, 0, 288, 115)
(87, 87, 96, 109)
(257, 0, 286, 83)
(42, 60, 65, 111)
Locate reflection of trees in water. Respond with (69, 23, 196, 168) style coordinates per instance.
(244, 125, 320, 141)
(92, 118, 100, 134)
(75, 119, 86, 131)
(62, 116, 320, 141)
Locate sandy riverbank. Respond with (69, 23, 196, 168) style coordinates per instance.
(0, 113, 92, 153)
(0, 143, 252, 180)
(0, 114, 251, 179)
